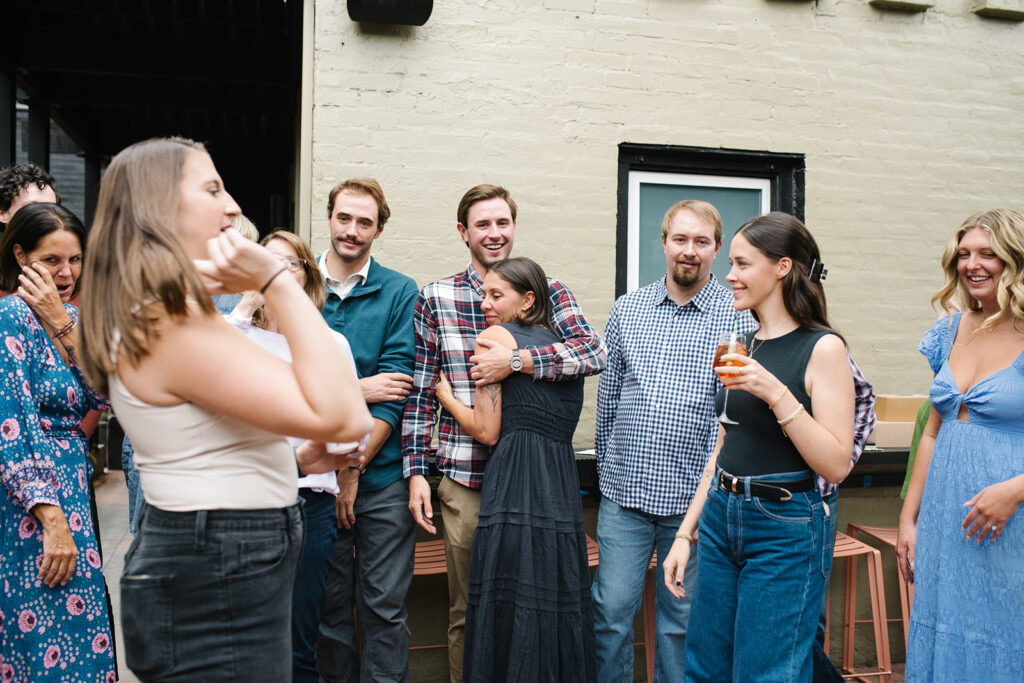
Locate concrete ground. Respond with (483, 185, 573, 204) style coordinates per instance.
(95, 471, 902, 682)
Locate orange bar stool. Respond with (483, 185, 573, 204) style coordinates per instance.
(825, 532, 893, 682)
(846, 523, 914, 647)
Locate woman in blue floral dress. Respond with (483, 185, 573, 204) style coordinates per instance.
(0, 203, 116, 682)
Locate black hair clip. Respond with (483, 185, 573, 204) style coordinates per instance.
(809, 259, 828, 284)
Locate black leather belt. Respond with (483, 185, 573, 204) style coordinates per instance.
(718, 472, 814, 502)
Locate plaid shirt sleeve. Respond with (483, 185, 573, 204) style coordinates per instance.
(401, 289, 439, 478)
(818, 351, 877, 495)
(849, 355, 876, 462)
(594, 299, 623, 461)
(529, 279, 607, 381)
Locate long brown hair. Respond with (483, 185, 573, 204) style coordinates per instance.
(735, 212, 843, 343)
(487, 257, 552, 330)
(79, 137, 216, 393)
(252, 230, 326, 328)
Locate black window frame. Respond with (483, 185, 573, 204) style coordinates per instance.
(615, 143, 805, 298)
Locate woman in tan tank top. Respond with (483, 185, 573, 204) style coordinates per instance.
(77, 137, 372, 681)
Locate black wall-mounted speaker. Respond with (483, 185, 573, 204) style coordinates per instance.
(347, 0, 433, 26)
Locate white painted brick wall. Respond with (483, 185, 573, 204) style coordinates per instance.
(309, 0, 1024, 443)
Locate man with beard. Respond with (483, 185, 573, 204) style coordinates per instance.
(403, 183, 606, 682)
(592, 199, 754, 680)
(314, 178, 419, 683)
(593, 200, 876, 680)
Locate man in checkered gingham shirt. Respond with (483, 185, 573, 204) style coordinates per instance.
(401, 184, 605, 681)
(591, 200, 876, 681)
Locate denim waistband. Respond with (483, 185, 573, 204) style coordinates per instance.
(140, 500, 302, 532)
(715, 467, 815, 499)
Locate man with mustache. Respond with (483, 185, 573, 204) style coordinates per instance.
(314, 178, 419, 683)
(402, 183, 606, 682)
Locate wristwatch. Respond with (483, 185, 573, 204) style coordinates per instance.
(508, 348, 524, 372)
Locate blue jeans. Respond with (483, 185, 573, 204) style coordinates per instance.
(592, 497, 698, 682)
(120, 435, 144, 536)
(292, 489, 339, 683)
(685, 469, 832, 682)
(813, 490, 843, 682)
(120, 501, 304, 681)
(317, 478, 416, 683)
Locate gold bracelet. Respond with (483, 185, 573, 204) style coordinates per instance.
(767, 386, 788, 411)
(674, 531, 694, 544)
(777, 403, 806, 438)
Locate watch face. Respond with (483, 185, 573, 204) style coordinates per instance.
(509, 350, 523, 371)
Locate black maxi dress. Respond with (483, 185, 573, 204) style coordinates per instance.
(463, 322, 596, 682)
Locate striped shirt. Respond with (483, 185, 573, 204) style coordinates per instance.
(402, 264, 606, 489)
(596, 276, 876, 516)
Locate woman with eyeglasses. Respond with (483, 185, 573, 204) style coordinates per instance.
(225, 229, 363, 682)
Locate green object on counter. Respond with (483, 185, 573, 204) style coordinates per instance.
(901, 398, 933, 499)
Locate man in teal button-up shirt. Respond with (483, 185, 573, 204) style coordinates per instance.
(314, 178, 418, 683)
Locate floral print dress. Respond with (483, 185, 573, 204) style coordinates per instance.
(0, 295, 116, 683)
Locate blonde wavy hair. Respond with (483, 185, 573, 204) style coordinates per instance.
(79, 137, 216, 394)
(932, 209, 1024, 332)
(251, 230, 326, 328)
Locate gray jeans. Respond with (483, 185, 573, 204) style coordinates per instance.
(121, 501, 303, 681)
(316, 478, 417, 683)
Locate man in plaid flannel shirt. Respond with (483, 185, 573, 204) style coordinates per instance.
(401, 184, 605, 682)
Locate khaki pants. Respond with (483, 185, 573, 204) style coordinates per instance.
(437, 476, 481, 683)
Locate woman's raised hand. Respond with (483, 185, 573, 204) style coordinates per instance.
(18, 263, 71, 329)
(714, 354, 785, 404)
(194, 228, 281, 295)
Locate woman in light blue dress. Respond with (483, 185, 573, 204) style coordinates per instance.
(898, 209, 1024, 681)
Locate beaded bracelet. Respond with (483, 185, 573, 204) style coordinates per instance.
(777, 403, 805, 438)
(53, 318, 76, 339)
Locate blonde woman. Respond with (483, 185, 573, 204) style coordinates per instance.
(897, 209, 1024, 681)
(78, 137, 371, 681)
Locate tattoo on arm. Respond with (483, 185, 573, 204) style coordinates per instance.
(484, 384, 500, 408)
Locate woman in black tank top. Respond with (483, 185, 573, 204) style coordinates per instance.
(663, 212, 856, 681)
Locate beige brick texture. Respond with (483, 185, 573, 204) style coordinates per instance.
(309, 0, 1024, 445)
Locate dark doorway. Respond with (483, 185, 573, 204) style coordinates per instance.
(1, 1, 304, 233)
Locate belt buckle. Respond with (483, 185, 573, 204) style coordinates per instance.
(778, 487, 793, 502)
(724, 474, 739, 494)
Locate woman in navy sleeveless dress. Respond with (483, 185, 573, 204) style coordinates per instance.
(898, 210, 1024, 681)
(435, 257, 594, 682)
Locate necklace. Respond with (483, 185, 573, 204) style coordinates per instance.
(748, 335, 768, 359)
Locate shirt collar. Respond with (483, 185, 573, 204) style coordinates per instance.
(653, 275, 727, 313)
(464, 263, 484, 293)
(319, 252, 371, 289)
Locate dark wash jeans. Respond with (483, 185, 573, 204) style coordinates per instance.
(292, 488, 339, 683)
(120, 501, 304, 682)
(317, 477, 416, 683)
